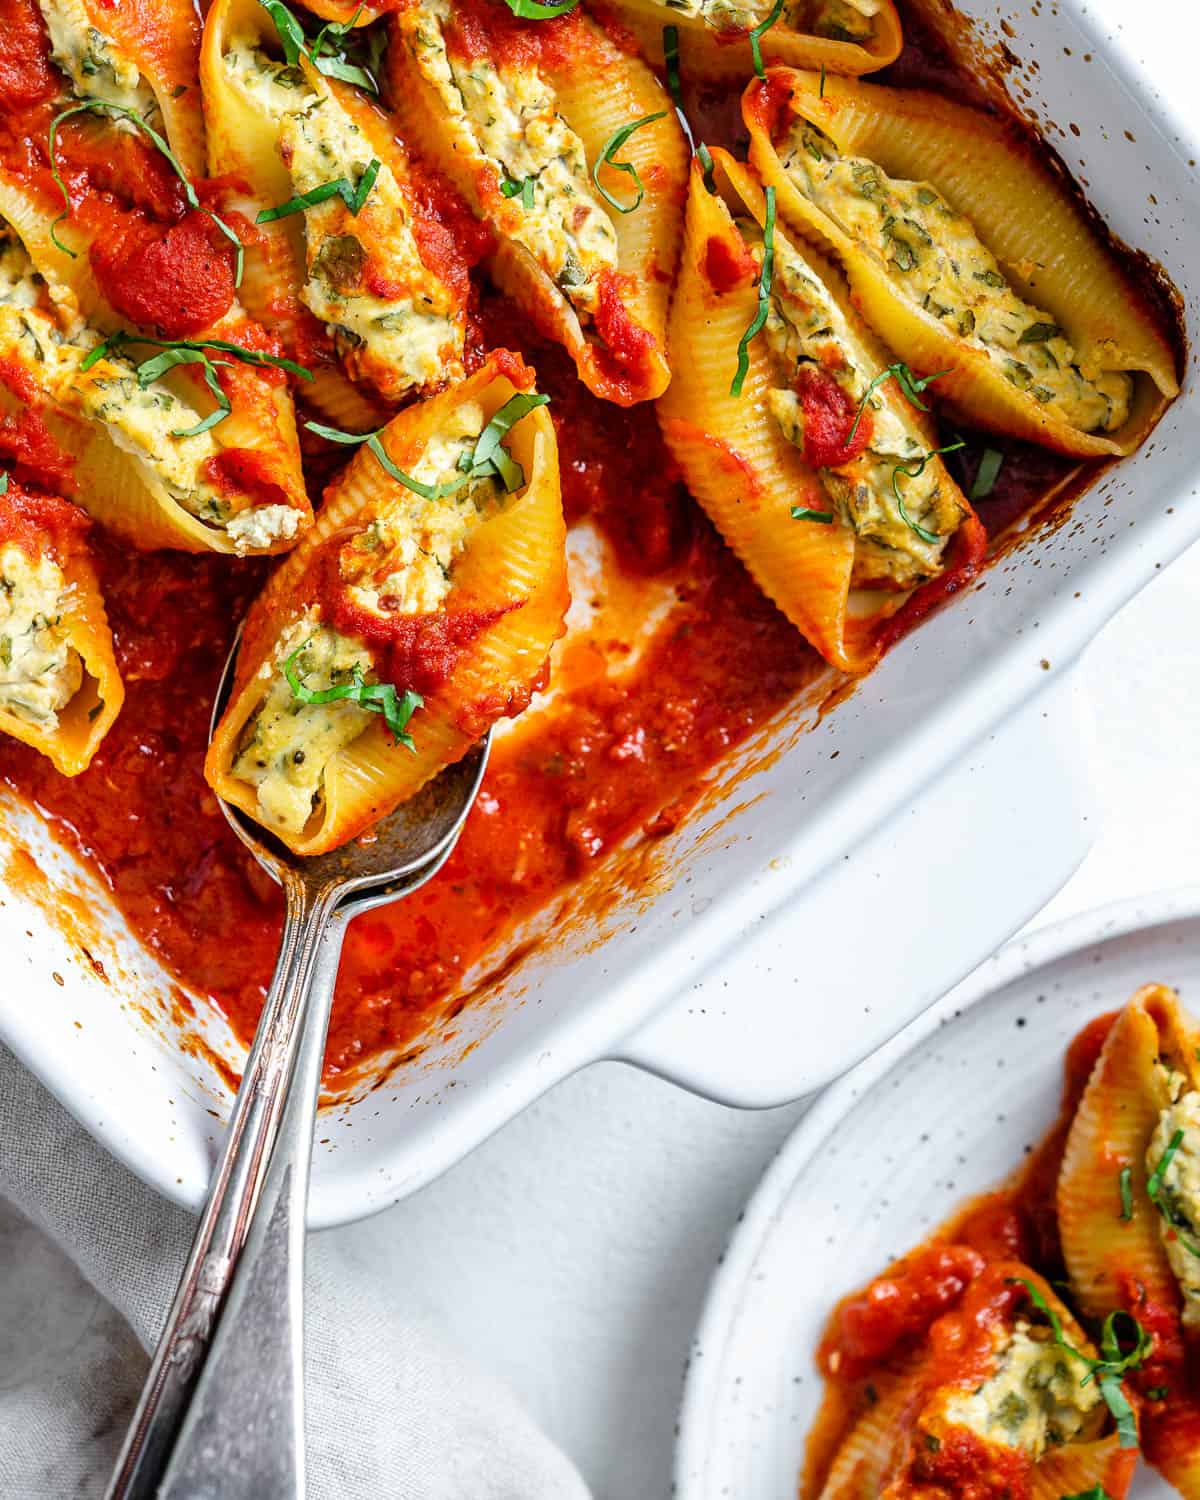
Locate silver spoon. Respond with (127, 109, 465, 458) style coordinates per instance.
(105, 631, 491, 1500)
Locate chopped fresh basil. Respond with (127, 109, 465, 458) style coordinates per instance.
(749, 0, 786, 79)
(0, 472, 8, 496)
(791, 506, 834, 523)
(500, 0, 579, 16)
(1148, 1129, 1184, 1203)
(463, 393, 550, 492)
(696, 142, 716, 194)
(284, 639, 421, 751)
(664, 25, 684, 111)
(260, 0, 385, 93)
(1145, 1388, 1170, 1402)
(819, 62, 826, 98)
(847, 363, 949, 445)
(305, 392, 550, 499)
(142, 348, 234, 438)
(1009, 1279, 1148, 1450)
(1119, 1165, 1134, 1221)
(592, 112, 668, 215)
(501, 175, 537, 212)
(730, 186, 775, 399)
(969, 445, 1005, 501)
(890, 441, 965, 543)
(82, 331, 312, 382)
(48, 102, 243, 286)
(257, 157, 381, 223)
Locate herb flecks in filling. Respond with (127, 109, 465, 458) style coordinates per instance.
(232, 403, 505, 834)
(740, 218, 963, 588)
(1147, 1087, 1200, 1328)
(403, 0, 618, 318)
(777, 120, 1133, 435)
(935, 1320, 1103, 1461)
(644, 0, 877, 41)
(0, 544, 81, 730)
(36, 0, 159, 119)
(222, 41, 463, 399)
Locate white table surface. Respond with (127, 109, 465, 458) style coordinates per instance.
(326, 531, 1200, 1500)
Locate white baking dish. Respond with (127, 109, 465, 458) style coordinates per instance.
(2, 0, 1197, 1228)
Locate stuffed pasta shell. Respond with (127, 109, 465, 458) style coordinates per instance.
(657, 150, 982, 674)
(603, 0, 901, 85)
(0, 10, 310, 554)
(1058, 986, 1200, 1499)
(30, 0, 206, 177)
(0, 477, 122, 775)
(813, 1259, 1134, 1500)
(745, 70, 1180, 457)
(202, 0, 488, 427)
(385, 0, 688, 406)
(206, 354, 568, 855)
(0, 231, 310, 554)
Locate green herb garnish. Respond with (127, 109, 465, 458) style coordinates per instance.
(260, 0, 384, 93)
(1148, 1129, 1184, 1203)
(791, 506, 834, 523)
(48, 102, 244, 285)
(696, 142, 716, 193)
(749, 0, 786, 79)
(592, 112, 668, 215)
(730, 185, 775, 398)
(305, 392, 550, 499)
(847, 363, 949, 445)
(284, 639, 421, 750)
(0, 472, 8, 496)
(257, 157, 381, 223)
(663, 24, 684, 111)
(1060, 1487, 1116, 1500)
(500, 0, 579, 16)
(501, 175, 537, 211)
(1009, 1279, 1149, 1450)
(82, 331, 311, 380)
(890, 441, 965, 543)
(1119, 1165, 1134, 1222)
(970, 445, 1005, 501)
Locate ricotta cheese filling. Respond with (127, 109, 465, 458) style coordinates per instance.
(778, 120, 1133, 434)
(233, 617, 374, 836)
(936, 1320, 1102, 1461)
(0, 233, 291, 545)
(336, 400, 500, 618)
(222, 45, 463, 399)
(233, 403, 503, 833)
(657, 0, 877, 40)
(0, 544, 82, 731)
(742, 220, 962, 589)
(35, 0, 159, 119)
(1147, 1087, 1200, 1329)
(402, 0, 618, 318)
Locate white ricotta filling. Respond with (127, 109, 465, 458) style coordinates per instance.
(777, 119, 1133, 434)
(1148, 1090, 1200, 1330)
(938, 1321, 1102, 1461)
(0, 544, 81, 730)
(36, 0, 159, 118)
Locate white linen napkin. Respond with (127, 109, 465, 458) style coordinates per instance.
(0, 1043, 591, 1500)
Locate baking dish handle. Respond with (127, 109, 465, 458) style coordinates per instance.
(616, 666, 1096, 1108)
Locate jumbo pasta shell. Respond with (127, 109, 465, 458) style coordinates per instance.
(745, 69, 1179, 457)
(811, 1366, 923, 1500)
(206, 354, 568, 855)
(203, 0, 459, 419)
(604, 0, 901, 84)
(1057, 985, 1195, 1324)
(385, 2, 686, 406)
(657, 149, 979, 673)
(0, 487, 122, 776)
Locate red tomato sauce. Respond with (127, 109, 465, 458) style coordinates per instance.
(0, 478, 88, 558)
(0, 9, 1175, 1104)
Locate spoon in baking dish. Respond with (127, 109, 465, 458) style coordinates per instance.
(105, 631, 492, 1500)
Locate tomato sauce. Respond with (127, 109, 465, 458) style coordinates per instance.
(0, 2, 1179, 1102)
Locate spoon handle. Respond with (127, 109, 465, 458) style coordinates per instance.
(105, 879, 344, 1500)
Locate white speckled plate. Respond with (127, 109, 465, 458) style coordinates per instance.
(675, 889, 1200, 1500)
